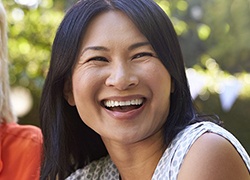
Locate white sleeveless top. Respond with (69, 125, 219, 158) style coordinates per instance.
(66, 122, 250, 180)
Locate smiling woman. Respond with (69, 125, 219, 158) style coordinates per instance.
(64, 10, 172, 145)
(39, 0, 250, 180)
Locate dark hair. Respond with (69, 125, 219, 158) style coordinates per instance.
(40, 0, 206, 179)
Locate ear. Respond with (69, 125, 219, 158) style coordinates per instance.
(63, 79, 75, 106)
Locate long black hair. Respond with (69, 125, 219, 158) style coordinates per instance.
(40, 0, 209, 179)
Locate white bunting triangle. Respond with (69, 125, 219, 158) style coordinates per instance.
(219, 77, 242, 112)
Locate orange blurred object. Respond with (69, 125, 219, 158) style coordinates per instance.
(0, 122, 42, 180)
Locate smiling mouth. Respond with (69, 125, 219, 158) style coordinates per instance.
(102, 98, 145, 112)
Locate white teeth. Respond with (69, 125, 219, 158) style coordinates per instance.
(104, 99, 143, 108)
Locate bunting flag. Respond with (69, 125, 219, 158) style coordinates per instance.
(186, 68, 206, 99)
(219, 77, 242, 112)
(186, 68, 244, 112)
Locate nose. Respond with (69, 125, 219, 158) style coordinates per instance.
(105, 62, 139, 90)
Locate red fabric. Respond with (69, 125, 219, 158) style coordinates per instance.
(0, 122, 43, 180)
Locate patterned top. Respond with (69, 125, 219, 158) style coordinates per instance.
(66, 122, 250, 180)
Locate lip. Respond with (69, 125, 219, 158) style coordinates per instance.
(100, 95, 146, 120)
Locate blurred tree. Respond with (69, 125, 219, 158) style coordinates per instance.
(157, 0, 250, 73)
(200, 0, 250, 73)
(2, 0, 63, 125)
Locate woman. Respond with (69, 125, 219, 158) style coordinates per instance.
(40, 0, 250, 179)
(0, 2, 42, 179)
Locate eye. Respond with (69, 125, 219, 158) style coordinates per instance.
(87, 56, 109, 62)
(132, 52, 154, 60)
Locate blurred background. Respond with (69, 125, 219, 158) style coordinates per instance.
(2, 0, 250, 153)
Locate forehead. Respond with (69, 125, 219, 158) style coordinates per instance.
(81, 10, 148, 47)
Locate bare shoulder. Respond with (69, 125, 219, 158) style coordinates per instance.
(178, 132, 250, 180)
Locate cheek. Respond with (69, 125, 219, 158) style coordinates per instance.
(71, 71, 100, 112)
(71, 68, 108, 120)
(146, 62, 172, 112)
(144, 62, 171, 92)
(71, 74, 100, 125)
(72, 69, 101, 95)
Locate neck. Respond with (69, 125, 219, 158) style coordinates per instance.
(102, 130, 166, 180)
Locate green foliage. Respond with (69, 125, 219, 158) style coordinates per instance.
(201, 0, 250, 73)
(3, 0, 63, 97)
(157, 0, 250, 73)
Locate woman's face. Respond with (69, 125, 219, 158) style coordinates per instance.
(65, 10, 172, 144)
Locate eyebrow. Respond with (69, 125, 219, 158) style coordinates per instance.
(81, 46, 109, 56)
(80, 41, 151, 55)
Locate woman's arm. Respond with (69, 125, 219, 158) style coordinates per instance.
(178, 133, 250, 180)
